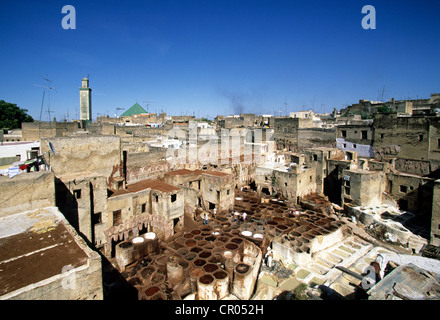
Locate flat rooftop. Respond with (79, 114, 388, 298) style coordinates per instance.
(165, 169, 229, 177)
(0, 207, 90, 297)
(109, 179, 180, 197)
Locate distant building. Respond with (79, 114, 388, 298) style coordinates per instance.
(120, 102, 147, 117)
(79, 77, 92, 121)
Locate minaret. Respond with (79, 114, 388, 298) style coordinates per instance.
(79, 77, 92, 121)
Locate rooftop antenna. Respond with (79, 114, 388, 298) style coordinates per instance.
(143, 100, 155, 113)
(284, 96, 288, 117)
(33, 75, 55, 139)
(378, 85, 388, 102)
(115, 107, 125, 117)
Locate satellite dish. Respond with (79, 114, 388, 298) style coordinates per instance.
(48, 141, 56, 155)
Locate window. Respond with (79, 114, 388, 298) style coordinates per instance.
(155, 194, 159, 202)
(73, 189, 81, 199)
(341, 130, 347, 138)
(400, 185, 408, 193)
(362, 130, 368, 140)
(343, 143, 347, 148)
(141, 203, 146, 213)
(380, 133, 385, 139)
(171, 194, 177, 202)
(344, 187, 350, 195)
(438, 138, 440, 148)
(285, 182, 288, 187)
(313, 154, 318, 161)
(419, 134, 424, 142)
(399, 199, 408, 210)
(113, 210, 122, 226)
(353, 144, 357, 149)
(309, 176, 312, 181)
(93, 212, 102, 225)
(227, 189, 230, 195)
(283, 127, 288, 133)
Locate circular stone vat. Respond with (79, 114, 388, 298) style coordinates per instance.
(203, 263, 219, 273)
(199, 274, 214, 285)
(225, 243, 238, 250)
(218, 236, 229, 242)
(199, 251, 212, 259)
(230, 237, 243, 245)
(183, 233, 194, 239)
(143, 232, 157, 240)
(223, 251, 233, 260)
(214, 270, 228, 279)
(144, 286, 160, 297)
(190, 246, 203, 253)
(205, 236, 216, 242)
(253, 233, 264, 239)
(241, 230, 253, 237)
(193, 258, 207, 267)
(185, 239, 197, 247)
(191, 229, 202, 235)
(119, 241, 133, 249)
(132, 236, 144, 244)
(128, 277, 142, 286)
(177, 248, 188, 256)
(179, 261, 189, 270)
(235, 263, 250, 274)
(185, 252, 197, 261)
(140, 266, 156, 279)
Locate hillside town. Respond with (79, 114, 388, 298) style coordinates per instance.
(1, 78, 440, 300)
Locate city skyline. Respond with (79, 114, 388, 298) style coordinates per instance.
(1, 0, 439, 121)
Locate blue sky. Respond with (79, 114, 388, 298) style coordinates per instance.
(1, 0, 439, 121)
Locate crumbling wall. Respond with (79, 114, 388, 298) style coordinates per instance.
(126, 149, 170, 184)
(388, 173, 433, 214)
(298, 128, 336, 151)
(373, 114, 430, 161)
(41, 135, 121, 179)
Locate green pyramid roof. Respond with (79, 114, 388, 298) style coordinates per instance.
(120, 103, 147, 117)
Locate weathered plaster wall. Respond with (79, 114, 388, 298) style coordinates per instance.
(0, 171, 55, 217)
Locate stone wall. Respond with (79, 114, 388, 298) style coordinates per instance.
(41, 135, 121, 179)
(298, 128, 336, 151)
(387, 172, 433, 214)
(431, 179, 440, 246)
(373, 114, 430, 161)
(0, 171, 55, 217)
(125, 148, 170, 184)
(22, 121, 80, 141)
(342, 169, 386, 207)
(273, 118, 299, 151)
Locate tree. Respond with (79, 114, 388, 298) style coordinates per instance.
(376, 104, 396, 114)
(0, 100, 34, 130)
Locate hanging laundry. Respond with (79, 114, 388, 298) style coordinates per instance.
(8, 166, 20, 179)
